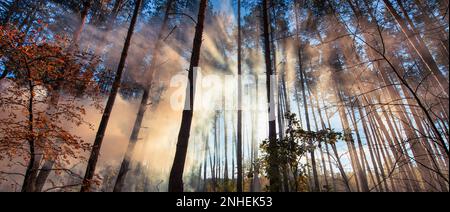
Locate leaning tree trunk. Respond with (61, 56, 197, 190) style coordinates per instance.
(168, 0, 208, 192)
(317, 97, 338, 191)
(80, 0, 142, 192)
(356, 99, 385, 192)
(323, 105, 352, 192)
(410, 0, 449, 63)
(350, 100, 386, 191)
(72, 0, 92, 46)
(310, 91, 329, 190)
(352, 3, 434, 190)
(364, 0, 450, 161)
(365, 102, 391, 191)
(336, 91, 370, 192)
(113, 0, 174, 192)
(382, 0, 449, 96)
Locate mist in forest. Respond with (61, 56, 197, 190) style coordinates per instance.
(0, 0, 448, 192)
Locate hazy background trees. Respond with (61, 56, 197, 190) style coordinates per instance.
(0, 0, 448, 192)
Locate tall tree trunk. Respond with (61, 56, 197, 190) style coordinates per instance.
(22, 75, 37, 192)
(356, 99, 385, 192)
(236, 0, 244, 193)
(371, 105, 398, 191)
(294, 0, 320, 191)
(351, 101, 387, 191)
(72, 0, 92, 46)
(365, 104, 392, 192)
(336, 91, 370, 192)
(208, 133, 214, 191)
(113, 0, 174, 192)
(323, 105, 351, 192)
(168, 0, 208, 192)
(363, 96, 395, 190)
(317, 97, 338, 191)
(231, 114, 236, 184)
(279, 88, 290, 192)
(202, 131, 208, 192)
(330, 143, 351, 192)
(310, 91, 329, 191)
(299, 26, 320, 193)
(213, 114, 218, 191)
(252, 77, 261, 192)
(217, 115, 222, 188)
(223, 96, 229, 186)
(80, 0, 142, 192)
(362, 0, 449, 163)
(262, 0, 281, 192)
(348, 1, 438, 191)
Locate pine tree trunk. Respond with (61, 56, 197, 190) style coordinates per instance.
(310, 92, 329, 191)
(280, 87, 289, 192)
(364, 96, 396, 191)
(80, 0, 142, 192)
(317, 97, 338, 191)
(236, 0, 244, 193)
(232, 114, 236, 184)
(252, 77, 261, 192)
(357, 2, 449, 185)
(357, 103, 385, 192)
(168, 0, 207, 192)
(208, 135, 214, 192)
(217, 116, 222, 188)
(201, 131, 208, 191)
(336, 91, 370, 192)
(323, 106, 351, 192)
(262, 0, 281, 192)
(299, 35, 320, 193)
(307, 90, 322, 189)
(113, 0, 174, 192)
(72, 1, 91, 46)
(352, 101, 391, 191)
(213, 114, 218, 191)
(366, 104, 392, 191)
(348, 2, 435, 190)
(224, 99, 229, 184)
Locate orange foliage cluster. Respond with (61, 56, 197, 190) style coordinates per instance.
(0, 25, 102, 169)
